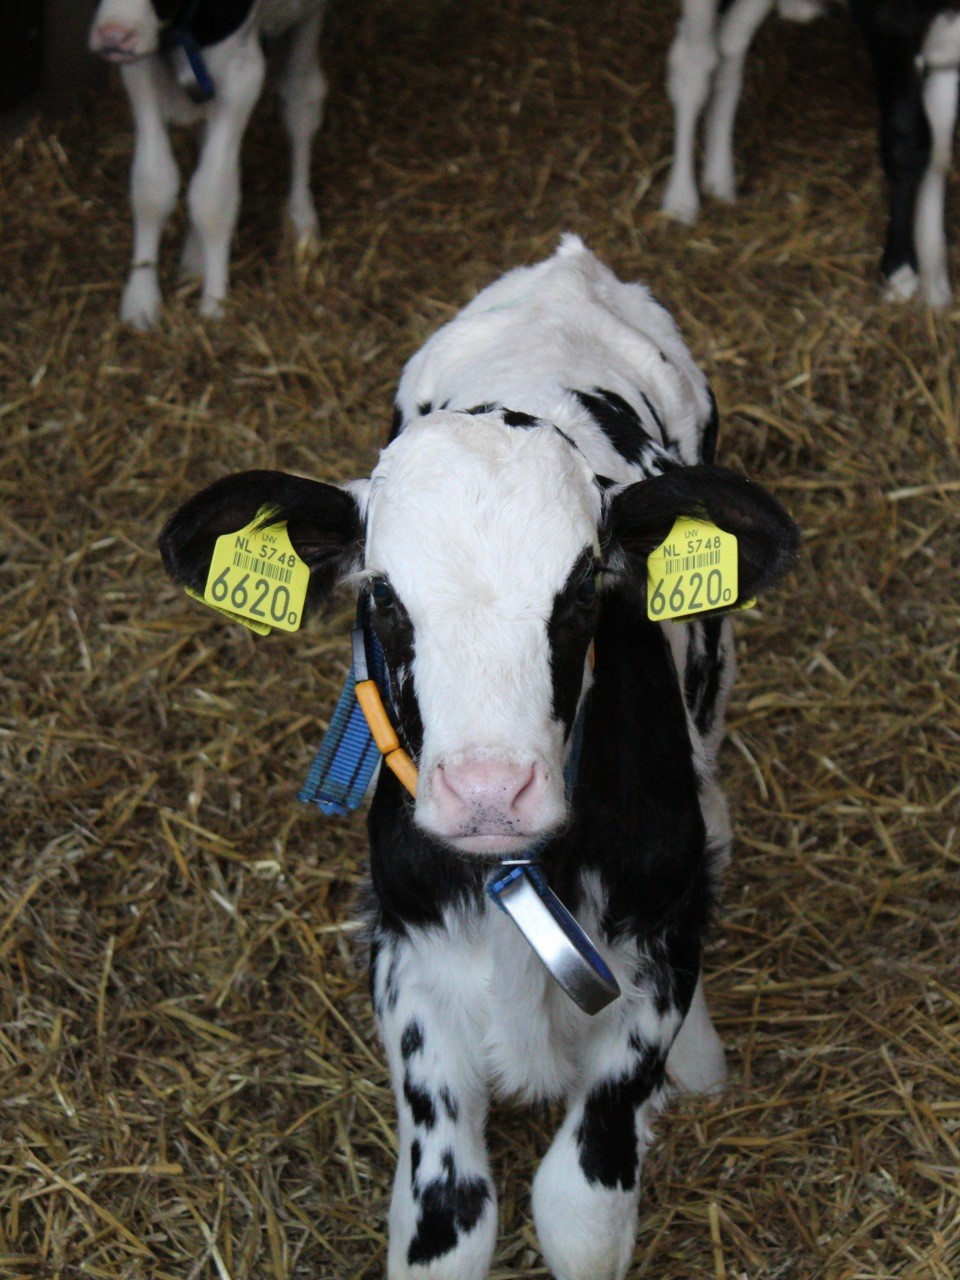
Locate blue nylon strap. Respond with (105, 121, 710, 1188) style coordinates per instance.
(298, 618, 389, 816)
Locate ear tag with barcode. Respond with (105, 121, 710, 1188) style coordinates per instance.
(203, 514, 310, 634)
(647, 517, 739, 621)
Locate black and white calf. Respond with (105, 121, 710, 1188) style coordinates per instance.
(89, 0, 326, 327)
(662, 0, 960, 305)
(159, 237, 799, 1280)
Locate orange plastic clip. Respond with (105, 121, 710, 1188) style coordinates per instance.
(354, 679, 418, 797)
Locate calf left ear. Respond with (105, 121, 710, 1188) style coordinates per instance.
(159, 469, 364, 614)
(606, 465, 800, 602)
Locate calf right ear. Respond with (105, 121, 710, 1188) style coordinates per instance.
(159, 469, 364, 614)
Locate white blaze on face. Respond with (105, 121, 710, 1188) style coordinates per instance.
(89, 0, 162, 61)
(363, 413, 602, 855)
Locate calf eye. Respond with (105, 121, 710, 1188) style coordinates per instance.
(575, 575, 597, 607)
(371, 578, 396, 611)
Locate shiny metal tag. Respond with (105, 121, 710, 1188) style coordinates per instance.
(488, 865, 621, 1015)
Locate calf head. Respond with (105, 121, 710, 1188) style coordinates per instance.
(160, 411, 798, 857)
(88, 0, 255, 61)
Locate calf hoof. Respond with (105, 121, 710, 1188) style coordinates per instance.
(199, 293, 226, 321)
(882, 264, 920, 303)
(702, 167, 737, 205)
(660, 182, 700, 227)
(921, 272, 952, 309)
(120, 275, 162, 331)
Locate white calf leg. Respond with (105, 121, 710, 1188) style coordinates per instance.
(375, 938, 497, 1280)
(662, 0, 721, 224)
(532, 1003, 678, 1280)
(187, 36, 265, 318)
(702, 0, 775, 202)
(666, 973, 727, 1094)
(279, 7, 327, 243)
(119, 60, 179, 329)
(915, 67, 959, 307)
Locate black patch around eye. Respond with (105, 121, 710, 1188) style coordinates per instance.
(547, 548, 599, 736)
(463, 402, 500, 417)
(365, 591, 423, 758)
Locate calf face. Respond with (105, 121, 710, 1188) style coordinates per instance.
(89, 0, 167, 61)
(160, 410, 798, 857)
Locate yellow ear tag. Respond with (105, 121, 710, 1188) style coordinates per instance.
(647, 517, 739, 621)
(202, 514, 311, 634)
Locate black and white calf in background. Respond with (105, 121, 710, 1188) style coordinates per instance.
(662, 0, 960, 305)
(89, 0, 327, 328)
(159, 237, 800, 1280)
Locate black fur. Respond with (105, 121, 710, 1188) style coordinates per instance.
(408, 1151, 491, 1266)
(546, 548, 599, 736)
(576, 1046, 667, 1191)
(155, 0, 258, 49)
(574, 388, 651, 465)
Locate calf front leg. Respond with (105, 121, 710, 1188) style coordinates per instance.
(915, 66, 959, 307)
(662, 0, 721, 224)
(701, 0, 775, 202)
(187, 37, 265, 318)
(120, 60, 179, 329)
(279, 7, 328, 245)
(374, 936, 497, 1280)
(532, 1000, 679, 1280)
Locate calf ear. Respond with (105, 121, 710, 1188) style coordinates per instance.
(606, 465, 800, 602)
(159, 469, 363, 612)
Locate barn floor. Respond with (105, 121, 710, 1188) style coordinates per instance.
(1, 1, 959, 1277)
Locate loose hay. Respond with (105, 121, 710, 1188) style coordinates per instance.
(1, 1, 958, 1276)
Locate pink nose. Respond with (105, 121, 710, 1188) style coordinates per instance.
(431, 758, 548, 832)
(90, 23, 140, 56)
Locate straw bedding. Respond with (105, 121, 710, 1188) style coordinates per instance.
(1, 0, 958, 1276)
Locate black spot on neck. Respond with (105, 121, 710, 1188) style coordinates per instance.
(574, 388, 653, 464)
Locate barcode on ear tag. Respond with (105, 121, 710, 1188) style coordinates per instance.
(647, 517, 739, 621)
(203, 513, 310, 633)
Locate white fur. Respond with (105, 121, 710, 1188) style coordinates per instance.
(88, 0, 326, 327)
(361, 413, 601, 850)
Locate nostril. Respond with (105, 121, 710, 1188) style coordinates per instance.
(507, 764, 538, 815)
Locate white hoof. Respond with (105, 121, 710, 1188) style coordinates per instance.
(661, 188, 700, 226)
(702, 171, 737, 203)
(921, 271, 952, 308)
(199, 293, 225, 320)
(120, 274, 162, 330)
(883, 264, 920, 302)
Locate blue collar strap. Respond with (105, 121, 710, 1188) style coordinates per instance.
(298, 608, 388, 816)
(163, 28, 215, 102)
